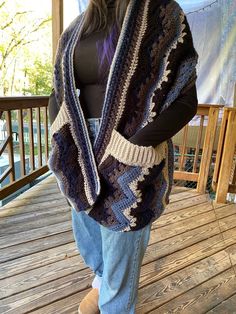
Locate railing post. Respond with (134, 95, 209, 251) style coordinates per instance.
(197, 106, 219, 194)
(212, 107, 229, 193)
(28, 108, 35, 171)
(36, 107, 42, 167)
(18, 109, 26, 176)
(233, 82, 236, 108)
(43, 106, 49, 162)
(5, 111, 15, 182)
(52, 0, 64, 64)
(214, 108, 236, 203)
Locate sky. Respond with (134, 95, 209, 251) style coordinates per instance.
(8, 0, 81, 30)
(7, 0, 51, 16)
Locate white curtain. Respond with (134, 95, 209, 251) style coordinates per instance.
(77, 0, 88, 13)
(178, 0, 236, 106)
(75, 0, 236, 107)
(63, 0, 87, 28)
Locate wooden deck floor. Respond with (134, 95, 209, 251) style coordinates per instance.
(1, 174, 236, 313)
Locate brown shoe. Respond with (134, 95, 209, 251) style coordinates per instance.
(78, 288, 100, 314)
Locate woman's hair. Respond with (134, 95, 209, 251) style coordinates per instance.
(80, 0, 130, 84)
(81, 0, 130, 37)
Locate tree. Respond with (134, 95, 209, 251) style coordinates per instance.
(23, 57, 53, 95)
(0, 0, 52, 96)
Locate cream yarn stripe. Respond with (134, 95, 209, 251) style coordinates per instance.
(49, 102, 70, 136)
(114, 0, 151, 128)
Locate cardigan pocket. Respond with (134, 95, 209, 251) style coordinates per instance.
(99, 128, 167, 168)
(97, 129, 170, 231)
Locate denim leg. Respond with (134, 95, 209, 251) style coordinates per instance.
(71, 116, 152, 311)
(71, 208, 103, 278)
(98, 222, 152, 314)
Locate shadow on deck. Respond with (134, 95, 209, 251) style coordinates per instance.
(1, 174, 236, 313)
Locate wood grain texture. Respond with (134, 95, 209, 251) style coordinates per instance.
(137, 251, 231, 313)
(0, 221, 72, 250)
(149, 268, 236, 314)
(206, 292, 236, 314)
(1, 175, 236, 313)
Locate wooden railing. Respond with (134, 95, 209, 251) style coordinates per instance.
(212, 107, 236, 203)
(0, 97, 50, 200)
(0, 99, 228, 202)
(172, 104, 224, 194)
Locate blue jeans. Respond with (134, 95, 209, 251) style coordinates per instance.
(71, 117, 152, 314)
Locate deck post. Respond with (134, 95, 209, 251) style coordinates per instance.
(197, 106, 219, 194)
(214, 108, 236, 203)
(52, 0, 64, 64)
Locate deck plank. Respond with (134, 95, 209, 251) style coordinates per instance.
(0, 205, 69, 229)
(0, 212, 70, 235)
(0, 221, 72, 249)
(0, 243, 77, 280)
(0, 198, 67, 218)
(1, 174, 236, 313)
(143, 221, 221, 264)
(169, 189, 201, 202)
(218, 214, 236, 232)
(214, 203, 236, 219)
(206, 293, 236, 314)
(0, 270, 92, 314)
(149, 268, 236, 314)
(31, 289, 91, 314)
(150, 210, 217, 243)
(136, 251, 231, 313)
(163, 193, 211, 214)
(1, 255, 85, 299)
(139, 234, 226, 288)
(0, 230, 73, 263)
(154, 201, 213, 227)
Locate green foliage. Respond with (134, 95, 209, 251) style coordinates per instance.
(23, 57, 53, 95)
(0, 0, 52, 96)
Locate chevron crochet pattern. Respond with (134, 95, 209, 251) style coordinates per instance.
(48, 0, 198, 232)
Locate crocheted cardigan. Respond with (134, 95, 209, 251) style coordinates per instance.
(47, 0, 198, 232)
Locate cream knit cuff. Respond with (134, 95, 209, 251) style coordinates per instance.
(99, 129, 167, 167)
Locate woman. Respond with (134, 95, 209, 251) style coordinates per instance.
(48, 0, 198, 313)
